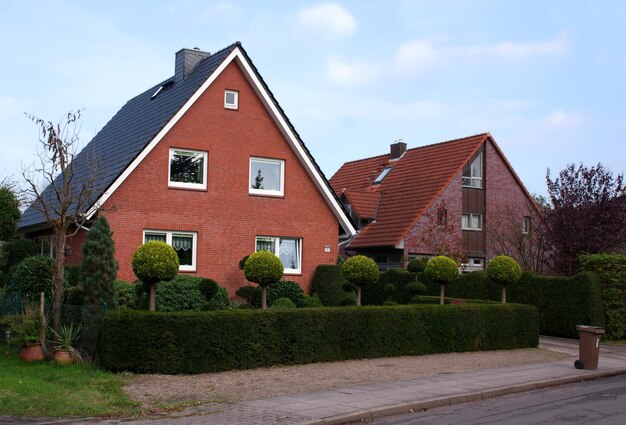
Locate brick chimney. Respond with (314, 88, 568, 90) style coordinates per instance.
(390, 139, 407, 160)
(175, 47, 211, 82)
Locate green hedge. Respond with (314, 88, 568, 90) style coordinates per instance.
(419, 270, 603, 338)
(97, 304, 539, 374)
(310, 265, 355, 306)
(578, 253, 626, 340)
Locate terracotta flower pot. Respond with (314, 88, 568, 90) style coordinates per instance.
(54, 349, 75, 365)
(19, 343, 45, 362)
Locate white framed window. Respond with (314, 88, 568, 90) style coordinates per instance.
(224, 90, 239, 109)
(255, 236, 302, 274)
(462, 258, 485, 272)
(462, 153, 483, 188)
(462, 213, 483, 231)
(168, 148, 207, 190)
(143, 230, 197, 272)
(34, 235, 53, 257)
(523, 216, 531, 234)
(249, 157, 285, 196)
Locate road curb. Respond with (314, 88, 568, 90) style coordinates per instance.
(320, 368, 626, 425)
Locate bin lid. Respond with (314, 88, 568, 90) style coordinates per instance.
(576, 325, 606, 334)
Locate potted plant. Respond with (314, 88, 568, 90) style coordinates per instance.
(0, 312, 45, 362)
(49, 323, 82, 364)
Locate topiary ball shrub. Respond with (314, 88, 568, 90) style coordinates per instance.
(407, 258, 426, 273)
(425, 256, 459, 284)
(267, 280, 304, 306)
(199, 278, 219, 300)
(8, 255, 54, 302)
(383, 283, 396, 296)
(298, 294, 323, 308)
(243, 251, 284, 287)
(342, 255, 379, 306)
(235, 285, 262, 308)
(270, 297, 296, 309)
(204, 286, 231, 311)
(132, 242, 179, 285)
(405, 281, 427, 295)
(487, 256, 522, 286)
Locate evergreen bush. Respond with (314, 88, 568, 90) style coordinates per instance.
(114, 280, 137, 309)
(243, 251, 283, 309)
(310, 265, 354, 306)
(298, 294, 323, 308)
(425, 256, 459, 304)
(271, 297, 296, 309)
(486, 255, 522, 303)
(267, 280, 303, 306)
(81, 216, 117, 307)
(407, 258, 426, 273)
(6, 255, 53, 303)
(154, 275, 205, 312)
(204, 286, 230, 311)
(132, 241, 179, 311)
(235, 285, 262, 308)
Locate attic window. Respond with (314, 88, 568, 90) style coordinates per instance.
(151, 81, 175, 100)
(224, 90, 238, 109)
(373, 167, 393, 184)
(462, 153, 483, 188)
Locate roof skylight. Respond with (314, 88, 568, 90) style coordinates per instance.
(373, 166, 393, 184)
(151, 81, 175, 100)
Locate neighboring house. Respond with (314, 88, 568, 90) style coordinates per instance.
(330, 134, 540, 271)
(18, 42, 356, 295)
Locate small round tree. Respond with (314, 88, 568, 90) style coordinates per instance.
(132, 241, 179, 311)
(7, 255, 54, 303)
(424, 256, 459, 304)
(341, 255, 379, 306)
(81, 216, 117, 307)
(486, 255, 522, 303)
(407, 258, 426, 281)
(243, 251, 283, 309)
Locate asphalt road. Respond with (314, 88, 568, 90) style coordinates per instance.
(368, 374, 626, 425)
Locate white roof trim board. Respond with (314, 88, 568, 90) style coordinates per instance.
(87, 47, 356, 236)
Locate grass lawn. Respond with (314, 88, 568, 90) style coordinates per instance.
(0, 347, 139, 418)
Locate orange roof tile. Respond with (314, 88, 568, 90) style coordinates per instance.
(330, 133, 489, 248)
(343, 190, 381, 219)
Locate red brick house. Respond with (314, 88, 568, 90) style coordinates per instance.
(330, 134, 541, 271)
(18, 42, 356, 295)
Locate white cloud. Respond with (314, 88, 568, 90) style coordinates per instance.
(545, 109, 583, 128)
(326, 58, 381, 86)
(393, 33, 567, 76)
(297, 3, 356, 37)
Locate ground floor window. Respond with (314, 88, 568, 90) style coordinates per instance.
(143, 230, 197, 272)
(33, 235, 53, 257)
(255, 236, 301, 274)
(462, 257, 484, 272)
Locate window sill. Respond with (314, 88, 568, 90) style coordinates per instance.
(462, 228, 483, 232)
(461, 185, 483, 189)
(168, 185, 208, 192)
(284, 271, 302, 276)
(178, 268, 197, 273)
(249, 192, 285, 199)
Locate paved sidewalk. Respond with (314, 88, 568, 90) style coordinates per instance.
(6, 337, 626, 425)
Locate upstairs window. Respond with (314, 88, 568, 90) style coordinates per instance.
(169, 149, 207, 190)
(523, 216, 531, 234)
(462, 153, 483, 188)
(224, 90, 239, 109)
(249, 157, 284, 196)
(144, 230, 197, 272)
(373, 166, 393, 184)
(462, 213, 483, 231)
(256, 236, 302, 274)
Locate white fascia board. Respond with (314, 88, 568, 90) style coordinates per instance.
(86, 48, 241, 218)
(232, 53, 356, 236)
(86, 47, 356, 237)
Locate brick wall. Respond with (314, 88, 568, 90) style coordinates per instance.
(484, 140, 538, 264)
(403, 170, 463, 256)
(101, 61, 339, 296)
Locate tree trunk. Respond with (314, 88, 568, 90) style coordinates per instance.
(149, 284, 156, 311)
(261, 287, 267, 309)
(440, 284, 445, 305)
(39, 292, 51, 359)
(51, 230, 67, 331)
(502, 286, 507, 304)
(356, 286, 362, 306)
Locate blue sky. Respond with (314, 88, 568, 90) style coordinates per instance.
(1, 0, 624, 196)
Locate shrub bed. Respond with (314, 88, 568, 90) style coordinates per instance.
(97, 304, 539, 374)
(310, 265, 355, 306)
